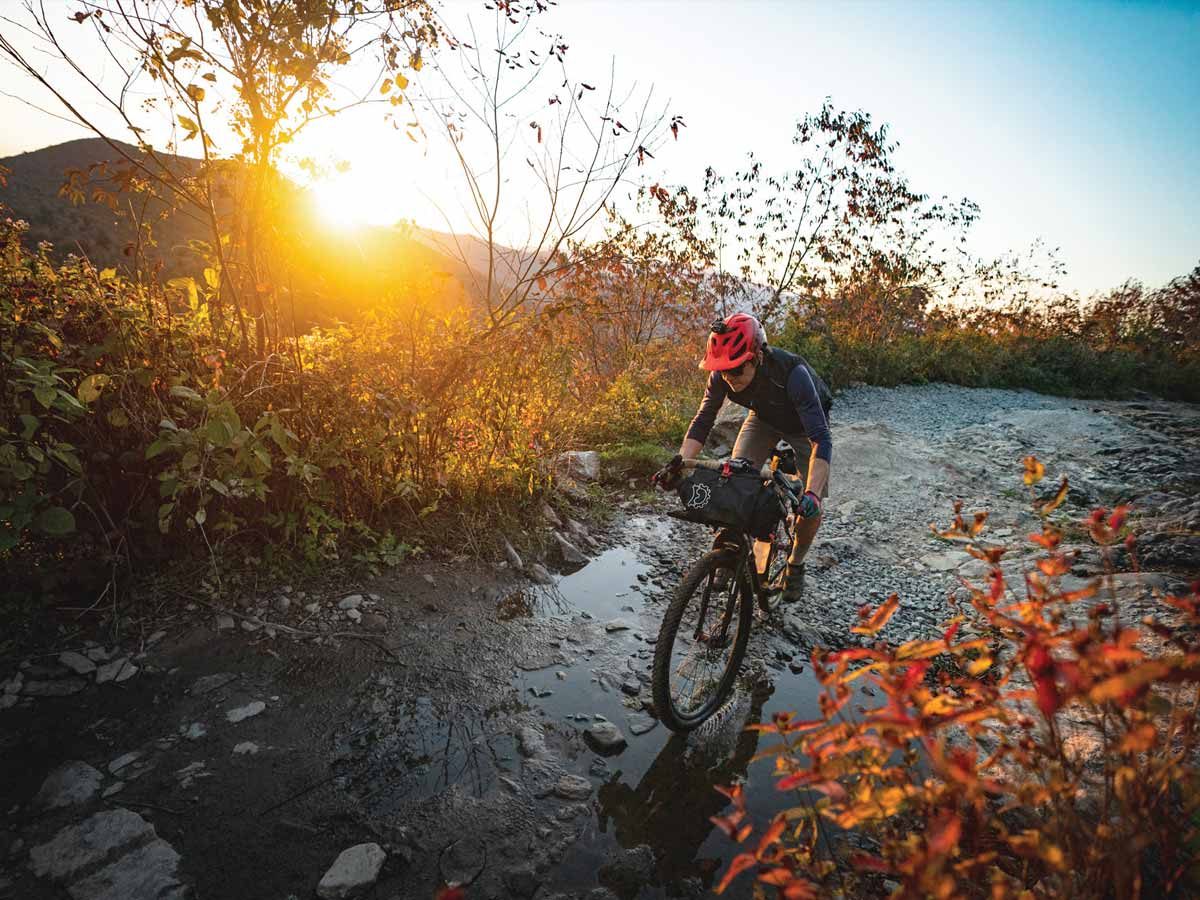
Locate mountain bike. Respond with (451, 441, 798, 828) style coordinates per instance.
(650, 452, 805, 732)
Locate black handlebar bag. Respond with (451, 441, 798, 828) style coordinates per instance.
(673, 466, 782, 540)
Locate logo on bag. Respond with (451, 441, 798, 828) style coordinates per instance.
(686, 483, 712, 509)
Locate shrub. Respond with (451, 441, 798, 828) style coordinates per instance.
(714, 458, 1200, 898)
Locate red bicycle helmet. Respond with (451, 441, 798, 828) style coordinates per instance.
(701, 313, 766, 371)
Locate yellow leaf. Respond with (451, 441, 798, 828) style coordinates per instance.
(967, 656, 993, 675)
(99, 267, 116, 282)
(1022, 455, 1045, 486)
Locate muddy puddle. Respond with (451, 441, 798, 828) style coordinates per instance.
(344, 514, 874, 897)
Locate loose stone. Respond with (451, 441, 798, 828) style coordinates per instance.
(58, 651, 96, 676)
(316, 842, 386, 899)
(225, 700, 266, 723)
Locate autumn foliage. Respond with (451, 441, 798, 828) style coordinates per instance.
(715, 459, 1200, 898)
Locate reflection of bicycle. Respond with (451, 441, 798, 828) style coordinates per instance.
(651, 452, 803, 732)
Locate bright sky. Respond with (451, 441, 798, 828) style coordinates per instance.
(1, 0, 1197, 295)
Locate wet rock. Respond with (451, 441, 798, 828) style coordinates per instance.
(620, 679, 640, 696)
(583, 721, 627, 755)
(107, 752, 142, 775)
(304, 601, 321, 615)
(0, 694, 16, 710)
(529, 687, 553, 698)
(440, 839, 487, 886)
(2, 672, 22, 694)
(626, 712, 657, 736)
(102, 783, 125, 799)
(316, 842, 386, 899)
(95, 658, 138, 685)
(517, 725, 549, 759)
(58, 651, 97, 676)
(604, 620, 633, 633)
(542, 503, 563, 527)
(240, 619, 261, 633)
(85, 646, 110, 662)
(62, 833, 184, 900)
(32, 761, 103, 811)
(233, 741, 260, 755)
(554, 532, 588, 564)
(226, 700, 266, 723)
(503, 863, 542, 898)
(423, 574, 436, 585)
(216, 614, 235, 631)
(28, 808, 156, 881)
(552, 775, 593, 801)
(22, 678, 87, 697)
(555, 450, 601, 482)
(528, 563, 555, 586)
(338, 594, 364, 611)
(191, 673, 236, 695)
(346, 608, 362, 623)
(181, 722, 207, 741)
(273, 596, 291, 614)
(598, 844, 656, 895)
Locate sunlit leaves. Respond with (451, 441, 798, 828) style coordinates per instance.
(1022, 455, 1045, 485)
(851, 593, 899, 635)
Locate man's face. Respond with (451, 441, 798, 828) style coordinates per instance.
(720, 356, 757, 392)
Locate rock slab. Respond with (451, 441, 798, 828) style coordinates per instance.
(28, 808, 155, 882)
(316, 842, 386, 899)
(226, 700, 266, 723)
(553, 775, 593, 801)
(66, 838, 186, 900)
(32, 761, 103, 811)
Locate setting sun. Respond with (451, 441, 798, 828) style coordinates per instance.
(312, 172, 373, 230)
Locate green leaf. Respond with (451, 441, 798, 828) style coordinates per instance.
(107, 408, 130, 428)
(194, 507, 207, 526)
(19, 414, 39, 439)
(205, 419, 231, 447)
(203, 267, 219, 289)
(158, 502, 174, 533)
(167, 277, 198, 308)
(26, 444, 45, 463)
(77, 373, 111, 404)
(49, 447, 82, 474)
(170, 384, 202, 402)
(10, 459, 34, 480)
(208, 478, 230, 497)
(253, 447, 272, 470)
(34, 385, 56, 409)
(36, 506, 76, 535)
(145, 438, 172, 460)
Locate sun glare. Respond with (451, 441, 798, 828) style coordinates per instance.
(314, 174, 373, 231)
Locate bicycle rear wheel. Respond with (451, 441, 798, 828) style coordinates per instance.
(652, 549, 753, 732)
(758, 515, 794, 616)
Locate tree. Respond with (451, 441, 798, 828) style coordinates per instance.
(0, 0, 441, 357)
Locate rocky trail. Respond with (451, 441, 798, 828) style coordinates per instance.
(1, 384, 1197, 900)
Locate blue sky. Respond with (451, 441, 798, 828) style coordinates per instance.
(1, 0, 1197, 295)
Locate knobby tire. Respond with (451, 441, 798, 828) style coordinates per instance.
(652, 549, 752, 732)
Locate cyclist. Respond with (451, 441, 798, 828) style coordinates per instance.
(656, 313, 832, 602)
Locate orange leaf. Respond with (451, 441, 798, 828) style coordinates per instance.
(851, 594, 900, 635)
(1040, 476, 1069, 514)
(755, 816, 787, 857)
(715, 853, 757, 894)
(1119, 722, 1158, 753)
(928, 811, 962, 856)
(757, 867, 795, 886)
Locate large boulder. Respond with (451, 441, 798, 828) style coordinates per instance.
(710, 401, 748, 447)
(554, 451, 601, 482)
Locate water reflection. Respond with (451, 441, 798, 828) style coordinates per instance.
(495, 584, 571, 620)
(596, 680, 774, 893)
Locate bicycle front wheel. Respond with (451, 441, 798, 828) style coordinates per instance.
(652, 549, 753, 732)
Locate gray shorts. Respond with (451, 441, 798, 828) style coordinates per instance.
(731, 412, 829, 499)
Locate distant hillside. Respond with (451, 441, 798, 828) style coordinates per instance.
(0, 138, 208, 272)
(0, 139, 482, 324)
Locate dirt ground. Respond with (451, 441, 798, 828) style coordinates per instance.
(2, 384, 1197, 900)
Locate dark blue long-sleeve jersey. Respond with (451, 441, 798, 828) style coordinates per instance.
(685, 348, 832, 463)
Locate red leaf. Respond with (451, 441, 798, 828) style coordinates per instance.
(851, 594, 899, 635)
(927, 811, 962, 856)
